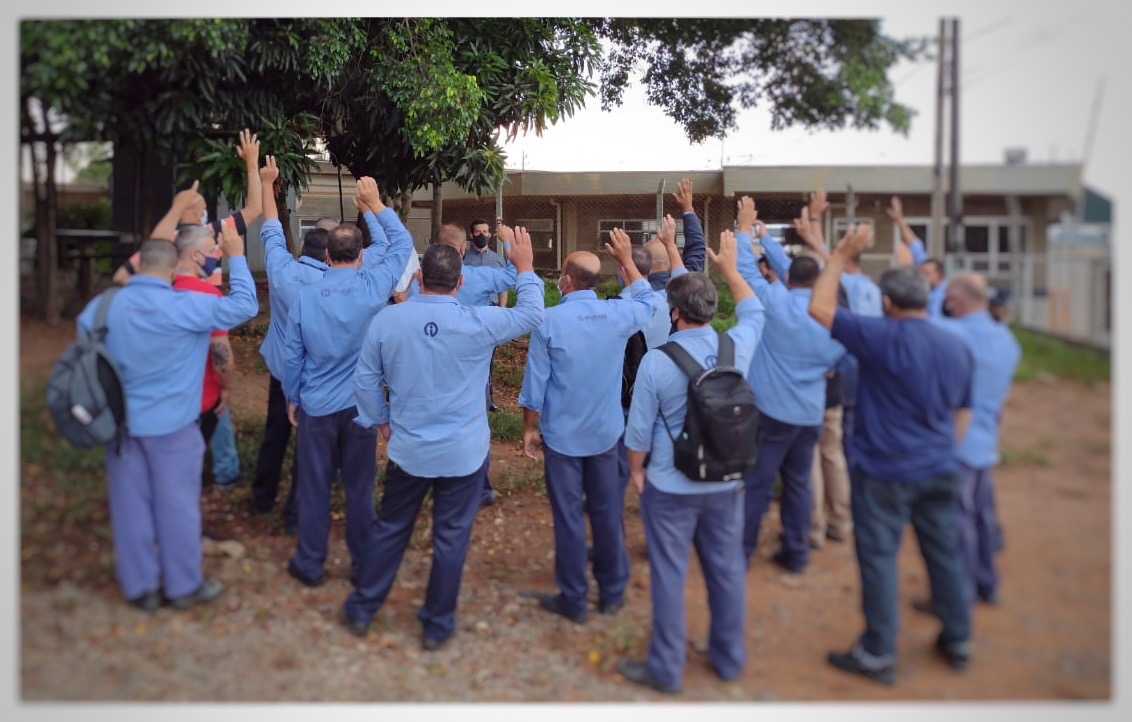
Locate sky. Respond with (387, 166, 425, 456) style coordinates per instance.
(495, 0, 1128, 201)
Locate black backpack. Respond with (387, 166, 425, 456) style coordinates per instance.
(607, 296, 649, 411)
(46, 288, 128, 449)
(658, 333, 758, 482)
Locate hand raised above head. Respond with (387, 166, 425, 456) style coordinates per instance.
(736, 196, 757, 234)
(833, 222, 873, 260)
(495, 220, 515, 244)
(218, 218, 245, 258)
(657, 214, 677, 247)
(886, 195, 904, 221)
(236, 129, 260, 165)
(173, 180, 202, 210)
(259, 155, 279, 185)
(604, 227, 634, 265)
(809, 189, 829, 219)
(706, 229, 739, 273)
(673, 178, 694, 213)
(356, 177, 384, 213)
(509, 226, 534, 272)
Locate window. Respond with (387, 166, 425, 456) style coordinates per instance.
(599, 218, 685, 249)
(893, 216, 1031, 278)
(518, 218, 557, 269)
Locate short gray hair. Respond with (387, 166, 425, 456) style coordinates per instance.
(174, 224, 214, 258)
(137, 239, 178, 273)
(878, 267, 930, 310)
(666, 272, 717, 325)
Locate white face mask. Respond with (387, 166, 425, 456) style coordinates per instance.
(556, 276, 567, 296)
(200, 210, 208, 226)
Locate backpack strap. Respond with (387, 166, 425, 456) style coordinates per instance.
(716, 332, 735, 368)
(658, 340, 706, 381)
(91, 287, 121, 340)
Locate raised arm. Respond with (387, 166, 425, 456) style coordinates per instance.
(234, 129, 262, 223)
(656, 214, 686, 279)
(148, 181, 204, 242)
(810, 224, 872, 329)
(673, 178, 705, 272)
(734, 196, 786, 309)
(257, 156, 298, 276)
(357, 178, 413, 299)
(476, 227, 545, 345)
(886, 196, 925, 265)
(607, 228, 659, 331)
(356, 184, 391, 271)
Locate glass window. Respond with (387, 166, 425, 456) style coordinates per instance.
(965, 225, 990, 253)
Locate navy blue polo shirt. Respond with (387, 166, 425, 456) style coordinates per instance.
(830, 308, 974, 482)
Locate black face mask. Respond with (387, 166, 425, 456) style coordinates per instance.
(472, 234, 490, 249)
(669, 311, 679, 336)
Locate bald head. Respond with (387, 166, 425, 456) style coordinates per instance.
(645, 239, 670, 273)
(435, 223, 467, 255)
(944, 271, 989, 317)
(560, 251, 601, 293)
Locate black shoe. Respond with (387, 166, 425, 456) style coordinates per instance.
(287, 560, 325, 588)
(617, 659, 682, 695)
(488, 404, 502, 413)
(479, 489, 497, 508)
(935, 636, 971, 672)
(338, 605, 369, 638)
(827, 647, 896, 685)
(599, 597, 624, 615)
(910, 597, 937, 616)
(771, 549, 804, 573)
(250, 497, 274, 515)
(128, 589, 162, 613)
(422, 634, 450, 652)
(536, 593, 587, 624)
(168, 579, 224, 610)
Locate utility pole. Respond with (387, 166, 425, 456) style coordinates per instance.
(946, 17, 963, 258)
(930, 18, 948, 258)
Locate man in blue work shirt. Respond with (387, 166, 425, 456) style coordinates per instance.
(809, 224, 975, 685)
(913, 271, 1021, 612)
(77, 210, 259, 613)
(617, 230, 765, 695)
(641, 176, 706, 291)
(339, 228, 545, 648)
(281, 177, 413, 588)
(250, 157, 328, 529)
(734, 196, 846, 573)
(463, 218, 508, 413)
(432, 222, 519, 507)
(888, 196, 949, 317)
(519, 228, 660, 624)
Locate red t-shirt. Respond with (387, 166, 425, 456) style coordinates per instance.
(173, 275, 227, 413)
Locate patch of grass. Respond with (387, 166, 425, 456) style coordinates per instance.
(490, 411, 523, 442)
(1000, 449, 1052, 468)
(506, 276, 561, 309)
(1012, 325, 1109, 382)
(495, 463, 545, 495)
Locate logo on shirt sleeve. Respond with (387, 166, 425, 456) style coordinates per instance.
(424, 322, 439, 337)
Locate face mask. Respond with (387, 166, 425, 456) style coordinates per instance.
(472, 234, 489, 249)
(669, 310, 679, 335)
(556, 277, 566, 296)
(199, 254, 221, 277)
(200, 210, 208, 226)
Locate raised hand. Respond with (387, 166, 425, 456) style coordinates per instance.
(356, 177, 385, 214)
(809, 189, 830, 219)
(259, 155, 279, 186)
(736, 196, 757, 234)
(657, 214, 677, 248)
(173, 180, 202, 211)
(793, 206, 817, 247)
(886, 195, 904, 222)
(604, 227, 634, 266)
(509, 226, 534, 273)
(706, 229, 739, 274)
(495, 220, 515, 244)
(218, 217, 245, 258)
(833, 223, 873, 261)
(673, 178, 694, 213)
(236, 129, 260, 166)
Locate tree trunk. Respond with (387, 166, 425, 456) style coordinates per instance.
(430, 181, 443, 243)
(33, 102, 62, 324)
(29, 140, 47, 317)
(277, 185, 293, 250)
(395, 190, 413, 224)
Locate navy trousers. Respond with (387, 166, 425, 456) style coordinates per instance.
(957, 465, 1000, 602)
(842, 404, 857, 470)
(544, 443, 629, 615)
(343, 457, 487, 642)
(251, 375, 299, 527)
(742, 412, 821, 569)
(640, 483, 746, 688)
(290, 406, 376, 581)
(851, 465, 969, 659)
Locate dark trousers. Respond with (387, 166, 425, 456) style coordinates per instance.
(543, 443, 628, 614)
(851, 465, 970, 659)
(251, 375, 298, 526)
(640, 483, 746, 688)
(957, 465, 1000, 602)
(842, 404, 857, 470)
(290, 406, 377, 581)
(742, 412, 821, 568)
(343, 457, 487, 642)
(198, 398, 221, 447)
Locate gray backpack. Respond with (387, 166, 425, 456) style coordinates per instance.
(46, 288, 128, 448)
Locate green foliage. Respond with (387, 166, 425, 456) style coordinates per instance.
(57, 199, 111, 230)
(1012, 326, 1110, 382)
(489, 411, 524, 442)
(507, 276, 562, 309)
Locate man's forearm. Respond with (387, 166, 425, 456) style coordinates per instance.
(810, 253, 846, 329)
(523, 408, 541, 434)
(241, 159, 262, 222)
(627, 449, 648, 474)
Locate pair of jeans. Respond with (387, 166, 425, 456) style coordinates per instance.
(850, 465, 969, 659)
(209, 408, 240, 484)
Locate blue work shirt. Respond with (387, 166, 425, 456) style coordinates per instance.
(758, 229, 881, 315)
(404, 246, 516, 307)
(642, 210, 707, 289)
(620, 267, 688, 349)
(352, 272, 546, 478)
(76, 259, 259, 437)
(282, 208, 413, 416)
(908, 237, 949, 317)
(737, 231, 846, 426)
(519, 279, 660, 457)
(831, 308, 974, 482)
(934, 310, 1022, 468)
(625, 295, 766, 494)
(259, 212, 390, 380)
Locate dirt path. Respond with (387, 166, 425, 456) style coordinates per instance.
(18, 318, 1111, 701)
